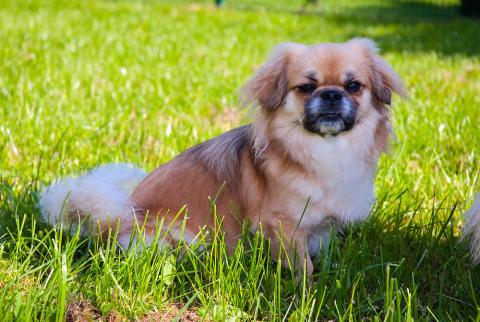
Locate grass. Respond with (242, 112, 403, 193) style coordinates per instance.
(0, 0, 479, 320)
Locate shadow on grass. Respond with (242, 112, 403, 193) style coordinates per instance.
(327, 0, 460, 19)
(0, 178, 43, 237)
(229, 0, 461, 18)
(336, 14, 480, 57)
(327, 194, 480, 319)
(223, 0, 480, 57)
(331, 2, 479, 57)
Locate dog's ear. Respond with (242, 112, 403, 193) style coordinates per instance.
(349, 38, 407, 105)
(242, 43, 303, 111)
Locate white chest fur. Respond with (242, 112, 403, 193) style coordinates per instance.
(275, 132, 376, 226)
(279, 130, 377, 256)
(264, 104, 382, 251)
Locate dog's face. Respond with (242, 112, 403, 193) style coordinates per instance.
(244, 38, 406, 137)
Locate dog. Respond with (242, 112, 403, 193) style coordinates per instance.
(40, 38, 406, 277)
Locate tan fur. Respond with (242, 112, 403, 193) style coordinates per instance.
(110, 39, 406, 277)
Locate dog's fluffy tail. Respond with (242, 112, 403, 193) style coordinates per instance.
(463, 193, 480, 264)
(40, 163, 146, 240)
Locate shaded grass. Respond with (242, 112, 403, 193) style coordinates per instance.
(0, 0, 479, 320)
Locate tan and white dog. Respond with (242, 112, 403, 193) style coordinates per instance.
(41, 38, 406, 276)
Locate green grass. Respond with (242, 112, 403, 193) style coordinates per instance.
(1, 0, 480, 320)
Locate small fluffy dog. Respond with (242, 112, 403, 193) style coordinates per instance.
(41, 38, 406, 276)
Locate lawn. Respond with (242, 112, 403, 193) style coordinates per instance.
(0, 0, 479, 320)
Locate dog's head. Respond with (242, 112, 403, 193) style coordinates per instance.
(244, 38, 406, 137)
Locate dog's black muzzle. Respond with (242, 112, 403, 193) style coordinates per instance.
(303, 88, 356, 136)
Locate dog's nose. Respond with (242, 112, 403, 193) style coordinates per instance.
(320, 89, 343, 103)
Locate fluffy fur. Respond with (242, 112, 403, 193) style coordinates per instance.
(463, 194, 480, 264)
(40, 38, 406, 276)
(40, 164, 146, 243)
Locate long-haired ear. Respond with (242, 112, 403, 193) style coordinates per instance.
(242, 43, 303, 111)
(349, 38, 407, 105)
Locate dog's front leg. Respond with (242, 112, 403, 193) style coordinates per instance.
(263, 219, 313, 279)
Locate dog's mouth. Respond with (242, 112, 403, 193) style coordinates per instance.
(303, 113, 355, 136)
(302, 95, 357, 136)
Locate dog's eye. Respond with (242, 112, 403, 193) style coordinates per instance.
(296, 83, 316, 94)
(345, 81, 361, 93)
